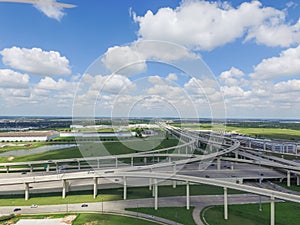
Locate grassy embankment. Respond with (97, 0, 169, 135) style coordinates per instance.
(171, 123, 300, 141)
(127, 206, 196, 225)
(0, 138, 180, 163)
(0, 184, 242, 206)
(2, 213, 159, 225)
(201, 202, 300, 225)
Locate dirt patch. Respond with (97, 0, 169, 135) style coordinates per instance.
(61, 215, 77, 224)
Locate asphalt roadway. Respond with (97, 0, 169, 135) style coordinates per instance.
(0, 194, 273, 225)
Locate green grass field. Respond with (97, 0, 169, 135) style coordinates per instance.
(171, 123, 300, 141)
(0, 138, 180, 163)
(73, 213, 159, 225)
(127, 206, 196, 225)
(2, 213, 159, 225)
(0, 185, 242, 206)
(225, 126, 300, 141)
(201, 202, 300, 225)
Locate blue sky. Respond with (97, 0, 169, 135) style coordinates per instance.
(0, 0, 300, 119)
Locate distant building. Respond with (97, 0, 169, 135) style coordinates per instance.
(0, 131, 59, 142)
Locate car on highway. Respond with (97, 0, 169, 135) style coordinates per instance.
(13, 208, 21, 212)
(30, 204, 38, 208)
(81, 204, 88, 207)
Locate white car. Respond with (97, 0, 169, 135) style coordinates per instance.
(30, 204, 38, 208)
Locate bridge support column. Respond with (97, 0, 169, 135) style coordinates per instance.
(297, 175, 300, 186)
(185, 146, 188, 154)
(97, 159, 100, 169)
(62, 179, 68, 199)
(131, 157, 134, 167)
(144, 157, 147, 165)
(77, 161, 80, 170)
(224, 187, 228, 220)
(249, 141, 251, 148)
(235, 151, 238, 159)
(186, 181, 190, 210)
(230, 162, 234, 170)
(46, 164, 50, 172)
(287, 170, 291, 187)
(173, 164, 177, 188)
(25, 183, 29, 200)
(217, 157, 221, 170)
(93, 177, 98, 199)
(29, 165, 33, 173)
(6, 166, 9, 173)
(154, 178, 158, 210)
(270, 196, 275, 225)
(123, 176, 127, 200)
(149, 178, 152, 190)
(115, 158, 118, 168)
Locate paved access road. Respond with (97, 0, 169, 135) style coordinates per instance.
(0, 194, 271, 225)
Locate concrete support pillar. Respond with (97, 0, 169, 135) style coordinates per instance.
(29, 165, 33, 173)
(263, 143, 266, 151)
(93, 177, 98, 199)
(235, 151, 238, 159)
(270, 196, 275, 225)
(154, 178, 158, 210)
(297, 175, 300, 186)
(209, 145, 213, 152)
(6, 166, 9, 173)
(217, 157, 221, 170)
(287, 170, 291, 187)
(168, 157, 171, 163)
(230, 162, 234, 170)
(62, 179, 67, 199)
(149, 178, 152, 190)
(123, 176, 127, 200)
(185, 146, 188, 155)
(77, 161, 80, 170)
(46, 164, 50, 172)
(224, 187, 228, 220)
(97, 159, 100, 169)
(25, 183, 29, 200)
(249, 141, 251, 148)
(131, 157, 133, 167)
(173, 164, 177, 188)
(115, 158, 118, 168)
(144, 157, 147, 165)
(186, 181, 190, 210)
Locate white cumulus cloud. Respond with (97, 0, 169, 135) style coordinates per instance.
(0, 69, 30, 88)
(134, 0, 300, 50)
(0, 46, 71, 76)
(250, 45, 300, 79)
(34, 0, 65, 21)
(102, 45, 146, 75)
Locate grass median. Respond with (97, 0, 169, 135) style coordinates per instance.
(201, 202, 300, 225)
(0, 184, 243, 206)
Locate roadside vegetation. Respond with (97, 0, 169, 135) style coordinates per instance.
(170, 122, 300, 141)
(0, 185, 242, 206)
(0, 138, 180, 163)
(201, 202, 300, 225)
(127, 206, 196, 225)
(2, 213, 159, 225)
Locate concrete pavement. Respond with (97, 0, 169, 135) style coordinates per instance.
(0, 194, 273, 225)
